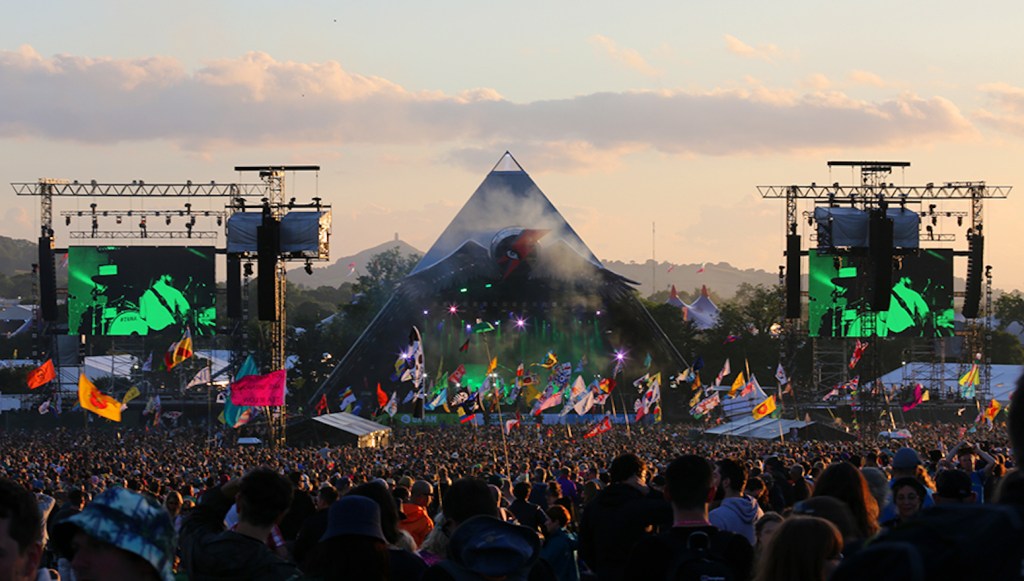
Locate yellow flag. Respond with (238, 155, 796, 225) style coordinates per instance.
(689, 390, 701, 407)
(985, 399, 1002, 421)
(486, 357, 498, 375)
(122, 386, 141, 405)
(729, 372, 746, 397)
(78, 374, 122, 422)
(752, 395, 776, 420)
(921, 390, 930, 403)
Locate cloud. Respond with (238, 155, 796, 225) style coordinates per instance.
(0, 46, 976, 158)
(589, 35, 661, 77)
(976, 82, 1024, 137)
(848, 69, 888, 88)
(724, 34, 783, 63)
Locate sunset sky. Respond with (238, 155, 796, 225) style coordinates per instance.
(4, 1, 1024, 291)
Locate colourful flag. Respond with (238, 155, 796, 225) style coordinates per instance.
(459, 338, 470, 352)
(315, 393, 329, 415)
(849, 340, 868, 369)
(78, 374, 122, 422)
(959, 364, 980, 397)
(538, 352, 558, 369)
(187, 367, 211, 389)
(230, 370, 286, 406)
(141, 353, 153, 372)
(459, 410, 477, 424)
(121, 386, 141, 405)
(516, 363, 525, 377)
(775, 363, 788, 385)
(715, 359, 731, 386)
(340, 386, 357, 411)
(224, 356, 256, 428)
(486, 357, 498, 375)
(984, 399, 1002, 422)
(504, 413, 522, 434)
(902, 384, 924, 412)
(822, 387, 840, 401)
(729, 372, 746, 397)
(384, 392, 398, 417)
(691, 392, 720, 417)
(27, 359, 56, 389)
(449, 364, 467, 385)
(752, 395, 776, 420)
(164, 328, 193, 370)
(376, 383, 389, 408)
(584, 415, 613, 439)
(38, 400, 51, 415)
(598, 378, 616, 393)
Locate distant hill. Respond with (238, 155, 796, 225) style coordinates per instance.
(288, 238, 423, 289)
(602, 260, 778, 299)
(0, 236, 38, 275)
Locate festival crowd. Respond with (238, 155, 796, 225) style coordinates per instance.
(2, 376, 1023, 581)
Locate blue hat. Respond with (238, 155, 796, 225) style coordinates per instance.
(321, 495, 386, 542)
(892, 447, 923, 470)
(449, 516, 540, 577)
(58, 487, 176, 581)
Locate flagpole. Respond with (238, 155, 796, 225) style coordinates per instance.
(618, 392, 631, 437)
(206, 358, 212, 452)
(495, 385, 512, 479)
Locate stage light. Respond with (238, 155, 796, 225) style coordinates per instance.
(65, 216, 71, 226)
(304, 260, 313, 275)
(596, 310, 602, 316)
(515, 317, 527, 329)
(957, 216, 963, 227)
(243, 262, 254, 276)
(217, 216, 223, 226)
(166, 215, 172, 226)
(423, 310, 429, 315)
(448, 304, 458, 314)
(459, 288, 468, 293)
(614, 350, 626, 361)
(116, 216, 122, 224)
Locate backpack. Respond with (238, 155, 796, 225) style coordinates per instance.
(665, 530, 735, 581)
(832, 504, 1024, 581)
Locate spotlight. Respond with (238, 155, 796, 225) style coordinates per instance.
(166, 215, 172, 226)
(116, 216, 122, 224)
(216, 216, 223, 226)
(304, 260, 313, 275)
(448, 304, 458, 315)
(957, 216, 963, 227)
(243, 262, 254, 276)
(65, 216, 71, 226)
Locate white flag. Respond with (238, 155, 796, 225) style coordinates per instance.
(187, 367, 211, 388)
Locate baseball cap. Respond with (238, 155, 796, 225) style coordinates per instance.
(892, 448, 923, 470)
(935, 469, 974, 500)
(57, 487, 176, 581)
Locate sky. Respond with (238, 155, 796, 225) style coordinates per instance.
(3, 0, 1024, 292)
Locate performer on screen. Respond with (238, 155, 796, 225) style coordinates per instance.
(139, 273, 191, 333)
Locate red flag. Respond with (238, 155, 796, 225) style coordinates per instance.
(315, 393, 328, 415)
(449, 364, 466, 385)
(584, 416, 613, 439)
(27, 359, 56, 390)
(459, 339, 470, 352)
(376, 383, 388, 408)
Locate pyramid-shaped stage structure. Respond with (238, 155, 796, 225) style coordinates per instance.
(310, 153, 690, 420)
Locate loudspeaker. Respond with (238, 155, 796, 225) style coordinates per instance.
(226, 254, 242, 319)
(869, 209, 894, 311)
(257, 217, 280, 321)
(38, 236, 58, 322)
(785, 234, 801, 319)
(963, 234, 984, 319)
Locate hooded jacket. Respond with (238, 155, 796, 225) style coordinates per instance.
(578, 482, 672, 581)
(399, 502, 434, 548)
(709, 495, 764, 545)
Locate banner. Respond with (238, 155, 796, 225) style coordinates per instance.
(230, 369, 286, 406)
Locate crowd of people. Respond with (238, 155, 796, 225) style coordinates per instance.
(1, 376, 1023, 580)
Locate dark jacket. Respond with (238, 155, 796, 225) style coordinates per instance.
(509, 498, 550, 536)
(178, 485, 302, 581)
(625, 525, 754, 581)
(578, 482, 672, 581)
(422, 516, 555, 581)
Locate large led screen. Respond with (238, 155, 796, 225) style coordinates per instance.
(68, 246, 216, 336)
(808, 249, 954, 338)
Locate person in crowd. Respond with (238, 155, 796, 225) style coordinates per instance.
(811, 462, 879, 540)
(399, 480, 436, 549)
(933, 469, 977, 505)
(944, 441, 996, 503)
(279, 472, 316, 543)
(347, 481, 426, 579)
(163, 490, 184, 533)
(625, 454, 754, 580)
(178, 467, 301, 580)
(880, 477, 926, 529)
(302, 495, 390, 581)
(0, 477, 45, 581)
(539, 505, 578, 581)
(509, 481, 550, 537)
(745, 476, 772, 513)
(754, 512, 784, 563)
(56, 487, 176, 581)
(790, 464, 813, 502)
(879, 448, 935, 523)
(578, 453, 671, 581)
(709, 457, 764, 545)
(754, 515, 843, 581)
(293, 484, 339, 566)
(422, 477, 554, 581)
(792, 496, 863, 556)
(859, 467, 890, 514)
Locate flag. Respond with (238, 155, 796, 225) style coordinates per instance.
(715, 359, 731, 386)
(959, 364, 980, 397)
(584, 416, 613, 439)
(612, 357, 625, 377)
(459, 339, 470, 352)
(449, 364, 467, 385)
(573, 391, 596, 415)
(782, 383, 794, 396)
(121, 386, 141, 405)
(729, 372, 746, 397)
(459, 410, 477, 424)
(571, 375, 587, 399)
(141, 353, 153, 372)
(984, 399, 1002, 422)
(689, 389, 702, 407)
(598, 378, 615, 393)
(376, 383, 388, 408)
(504, 413, 522, 434)
(643, 353, 652, 369)
(340, 386, 357, 411)
(409, 326, 425, 389)
(347, 262, 356, 276)
(78, 374, 122, 422)
(27, 359, 56, 389)
(752, 395, 776, 420)
(532, 390, 563, 415)
(696, 262, 706, 274)
(575, 355, 588, 373)
(230, 370, 286, 406)
(822, 387, 840, 401)
(723, 335, 739, 344)
(384, 392, 398, 417)
(849, 340, 868, 369)
(486, 357, 498, 375)
(775, 363, 788, 385)
(54, 391, 62, 416)
(902, 384, 924, 412)
(315, 393, 329, 415)
(516, 363, 524, 377)
(187, 367, 211, 389)
(224, 355, 256, 429)
(633, 373, 650, 393)
(38, 400, 51, 415)
(164, 328, 193, 370)
(691, 392, 720, 417)
(538, 352, 558, 369)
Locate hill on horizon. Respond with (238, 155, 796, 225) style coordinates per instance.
(287, 238, 422, 289)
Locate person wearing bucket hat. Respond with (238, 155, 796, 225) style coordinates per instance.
(55, 487, 176, 581)
(301, 496, 390, 580)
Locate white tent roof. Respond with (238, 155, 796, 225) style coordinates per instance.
(706, 415, 812, 439)
(312, 412, 393, 437)
(876, 363, 1022, 403)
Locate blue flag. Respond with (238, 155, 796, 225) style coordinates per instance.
(224, 355, 257, 428)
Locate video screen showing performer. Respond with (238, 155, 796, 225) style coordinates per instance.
(68, 246, 216, 337)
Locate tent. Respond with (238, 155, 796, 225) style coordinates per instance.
(287, 412, 392, 448)
(875, 363, 1022, 403)
(666, 285, 719, 330)
(705, 415, 857, 441)
(310, 152, 689, 419)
